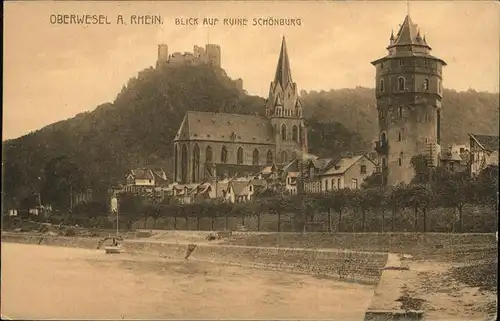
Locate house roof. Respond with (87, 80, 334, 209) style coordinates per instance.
(215, 164, 262, 179)
(469, 133, 499, 152)
(323, 155, 371, 175)
(129, 168, 154, 180)
(310, 158, 335, 171)
(230, 181, 251, 196)
(282, 159, 299, 173)
(174, 111, 274, 145)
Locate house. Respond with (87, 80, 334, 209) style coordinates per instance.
(469, 133, 499, 175)
(440, 144, 469, 173)
(281, 159, 303, 194)
(124, 168, 169, 194)
(225, 179, 255, 203)
(303, 157, 335, 193)
(321, 154, 376, 190)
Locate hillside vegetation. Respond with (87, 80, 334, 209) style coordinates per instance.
(3, 64, 499, 210)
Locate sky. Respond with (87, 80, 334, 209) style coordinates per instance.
(3, 1, 499, 140)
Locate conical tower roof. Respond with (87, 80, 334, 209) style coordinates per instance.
(273, 36, 294, 88)
(391, 15, 430, 48)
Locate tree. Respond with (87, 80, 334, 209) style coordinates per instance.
(118, 192, 144, 230)
(434, 170, 474, 232)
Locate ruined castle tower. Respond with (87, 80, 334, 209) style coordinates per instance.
(371, 15, 446, 185)
(157, 44, 169, 67)
(266, 36, 307, 163)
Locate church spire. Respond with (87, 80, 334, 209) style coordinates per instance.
(273, 36, 293, 89)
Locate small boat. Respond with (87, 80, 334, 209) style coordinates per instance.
(105, 244, 124, 254)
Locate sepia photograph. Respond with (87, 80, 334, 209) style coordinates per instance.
(2, 0, 499, 320)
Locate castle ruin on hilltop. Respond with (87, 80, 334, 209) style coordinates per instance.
(156, 43, 243, 92)
(157, 43, 222, 68)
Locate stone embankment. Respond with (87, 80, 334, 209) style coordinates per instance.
(224, 232, 497, 257)
(1, 233, 387, 285)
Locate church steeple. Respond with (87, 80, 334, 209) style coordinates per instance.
(265, 36, 307, 162)
(273, 36, 293, 90)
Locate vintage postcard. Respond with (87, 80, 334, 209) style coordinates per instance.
(2, 0, 498, 320)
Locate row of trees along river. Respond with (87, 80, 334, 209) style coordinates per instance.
(115, 156, 498, 233)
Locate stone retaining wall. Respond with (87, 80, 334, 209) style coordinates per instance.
(1, 233, 387, 285)
(225, 232, 497, 255)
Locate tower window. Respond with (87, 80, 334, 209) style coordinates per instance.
(292, 125, 298, 142)
(221, 146, 228, 164)
(398, 77, 405, 91)
(424, 59, 429, 65)
(206, 146, 213, 162)
(399, 59, 404, 66)
(398, 158, 402, 167)
(237, 147, 243, 165)
(266, 150, 273, 164)
(380, 79, 385, 93)
(252, 149, 259, 165)
(398, 106, 403, 117)
(424, 78, 429, 91)
(281, 124, 287, 141)
(397, 132, 402, 142)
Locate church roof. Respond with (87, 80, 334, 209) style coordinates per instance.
(391, 15, 430, 48)
(174, 111, 274, 145)
(273, 36, 294, 89)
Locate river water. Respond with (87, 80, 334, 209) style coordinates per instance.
(1, 243, 374, 320)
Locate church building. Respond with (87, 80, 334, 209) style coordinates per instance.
(371, 14, 446, 185)
(173, 37, 308, 184)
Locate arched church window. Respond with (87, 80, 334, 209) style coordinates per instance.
(206, 146, 213, 162)
(281, 124, 287, 141)
(252, 149, 259, 165)
(292, 125, 298, 142)
(221, 146, 228, 164)
(192, 144, 200, 182)
(174, 144, 178, 182)
(281, 151, 288, 163)
(237, 147, 243, 165)
(266, 150, 273, 164)
(424, 78, 429, 91)
(380, 79, 385, 93)
(398, 77, 405, 91)
(380, 131, 387, 143)
(181, 144, 188, 184)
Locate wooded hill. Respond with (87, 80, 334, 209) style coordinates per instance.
(3, 64, 499, 209)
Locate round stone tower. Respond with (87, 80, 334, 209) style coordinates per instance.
(371, 15, 446, 185)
